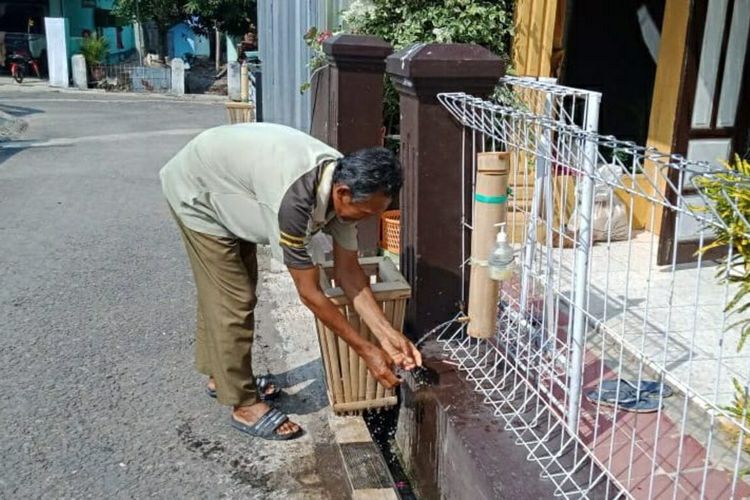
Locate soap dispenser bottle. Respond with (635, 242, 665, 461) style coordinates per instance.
(488, 223, 514, 281)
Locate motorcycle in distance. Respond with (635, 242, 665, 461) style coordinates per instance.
(4, 47, 41, 84)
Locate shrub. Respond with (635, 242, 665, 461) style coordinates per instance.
(696, 155, 750, 351)
(341, 0, 514, 134)
(80, 34, 110, 67)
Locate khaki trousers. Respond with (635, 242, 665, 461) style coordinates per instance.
(172, 211, 259, 407)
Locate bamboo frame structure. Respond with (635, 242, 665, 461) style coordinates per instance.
(315, 257, 411, 415)
(225, 102, 255, 124)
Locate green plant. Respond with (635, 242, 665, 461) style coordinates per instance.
(341, 0, 515, 134)
(721, 377, 750, 462)
(696, 155, 750, 350)
(300, 27, 336, 93)
(80, 33, 109, 66)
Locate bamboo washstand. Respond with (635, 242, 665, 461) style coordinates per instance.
(316, 257, 411, 415)
(225, 102, 255, 124)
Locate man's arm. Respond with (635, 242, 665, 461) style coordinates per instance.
(332, 241, 422, 370)
(287, 265, 401, 388)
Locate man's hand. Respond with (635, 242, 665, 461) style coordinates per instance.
(332, 242, 423, 372)
(379, 330, 422, 371)
(288, 265, 404, 389)
(358, 343, 401, 388)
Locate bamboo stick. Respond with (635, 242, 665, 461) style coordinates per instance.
(316, 320, 334, 406)
(358, 312, 368, 400)
(324, 327, 344, 404)
(240, 62, 249, 102)
(377, 300, 397, 399)
(333, 396, 398, 414)
(338, 308, 352, 403)
(348, 311, 359, 403)
(468, 152, 510, 338)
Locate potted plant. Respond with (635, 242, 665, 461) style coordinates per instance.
(80, 33, 109, 85)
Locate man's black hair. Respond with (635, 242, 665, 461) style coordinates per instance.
(332, 147, 402, 201)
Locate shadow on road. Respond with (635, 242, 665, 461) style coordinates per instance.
(0, 142, 72, 167)
(273, 358, 329, 416)
(0, 102, 44, 118)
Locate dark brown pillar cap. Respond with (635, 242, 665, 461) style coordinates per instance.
(323, 34, 394, 72)
(386, 43, 504, 100)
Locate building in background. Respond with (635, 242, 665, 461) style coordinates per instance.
(0, 0, 136, 68)
(168, 22, 210, 61)
(512, 0, 750, 265)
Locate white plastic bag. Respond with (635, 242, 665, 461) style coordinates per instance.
(569, 163, 630, 242)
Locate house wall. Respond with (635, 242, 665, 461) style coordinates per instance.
(60, 0, 135, 61)
(168, 23, 210, 59)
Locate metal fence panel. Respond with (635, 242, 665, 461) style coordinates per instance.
(258, 0, 352, 132)
(433, 79, 750, 499)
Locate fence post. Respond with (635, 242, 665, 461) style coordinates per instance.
(171, 59, 185, 96)
(386, 44, 504, 337)
(566, 94, 601, 433)
(227, 62, 241, 101)
(71, 55, 87, 90)
(319, 34, 394, 256)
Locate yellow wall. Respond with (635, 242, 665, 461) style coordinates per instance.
(641, 0, 692, 235)
(512, 0, 559, 77)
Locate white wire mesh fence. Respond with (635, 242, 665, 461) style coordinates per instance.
(433, 79, 750, 499)
(100, 64, 172, 93)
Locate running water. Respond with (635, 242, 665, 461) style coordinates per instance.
(414, 315, 469, 347)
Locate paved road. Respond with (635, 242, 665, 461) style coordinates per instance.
(0, 89, 347, 499)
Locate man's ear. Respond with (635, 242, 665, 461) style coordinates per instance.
(333, 184, 352, 201)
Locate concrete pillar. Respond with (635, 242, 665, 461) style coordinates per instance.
(71, 55, 87, 90)
(134, 22, 145, 62)
(386, 44, 504, 337)
(227, 61, 241, 101)
(310, 65, 332, 144)
(44, 17, 69, 88)
(171, 58, 185, 96)
(321, 34, 394, 256)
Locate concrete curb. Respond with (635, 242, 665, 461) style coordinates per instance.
(0, 80, 227, 102)
(328, 415, 398, 499)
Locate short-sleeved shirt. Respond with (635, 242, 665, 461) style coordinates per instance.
(277, 161, 358, 268)
(159, 123, 358, 267)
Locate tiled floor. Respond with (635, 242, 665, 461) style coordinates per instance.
(544, 231, 748, 408)
(500, 230, 750, 497)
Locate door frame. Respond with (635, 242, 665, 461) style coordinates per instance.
(657, 0, 750, 265)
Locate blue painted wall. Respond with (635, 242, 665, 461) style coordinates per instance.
(59, 0, 135, 62)
(168, 23, 210, 59)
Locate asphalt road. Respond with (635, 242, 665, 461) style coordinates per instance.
(0, 88, 347, 499)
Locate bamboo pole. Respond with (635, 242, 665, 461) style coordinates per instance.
(240, 61, 249, 102)
(358, 312, 368, 400)
(338, 309, 352, 403)
(468, 152, 510, 338)
(348, 308, 358, 402)
(325, 328, 344, 404)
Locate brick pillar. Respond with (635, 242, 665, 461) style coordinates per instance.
(319, 34, 393, 256)
(386, 44, 504, 337)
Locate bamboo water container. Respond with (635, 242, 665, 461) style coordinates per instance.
(315, 256, 411, 415)
(468, 152, 510, 338)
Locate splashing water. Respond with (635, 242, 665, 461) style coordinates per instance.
(414, 315, 469, 348)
